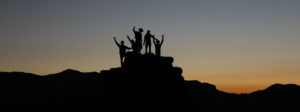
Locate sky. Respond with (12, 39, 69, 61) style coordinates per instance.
(1, 0, 300, 93)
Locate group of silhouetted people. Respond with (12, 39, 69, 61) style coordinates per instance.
(114, 26, 164, 66)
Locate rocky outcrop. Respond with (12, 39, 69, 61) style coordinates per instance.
(100, 53, 187, 111)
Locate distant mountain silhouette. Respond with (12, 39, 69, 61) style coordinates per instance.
(1, 54, 299, 111)
(185, 81, 300, 112)
(0, 69, 103, 111)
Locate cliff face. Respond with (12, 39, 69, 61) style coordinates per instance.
(100, 53, 187, 111)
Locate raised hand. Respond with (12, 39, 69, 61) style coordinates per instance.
(113, 37, 119, 46)
(161, 35, 164, 44)
(127, 35, 131, 41)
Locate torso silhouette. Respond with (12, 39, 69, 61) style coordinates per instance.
(153, 36, 164, 56)
(144, 33, 152, 44)
(118, 44, 129, 56)
(134, 31, 142, 47)
(130, 41, 138, 53)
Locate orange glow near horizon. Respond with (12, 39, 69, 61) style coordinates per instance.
(1, 1, 300, 94)
(182, 61, 300, 93)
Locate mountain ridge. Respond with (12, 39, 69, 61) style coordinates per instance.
(1, 69, 299, 111)
(1, 69, 297, 95)
(0, 54, 299, 111)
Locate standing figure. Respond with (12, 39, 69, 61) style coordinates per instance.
(114, 37, 131, 66)
(127, 35, 137, 53)
(143, 30, 154, 54)
(153, 35, 164, 56)
(133, 26, 143, 53)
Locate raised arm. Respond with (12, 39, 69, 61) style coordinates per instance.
(161, 35, 164, 45)
(132, 26, 136, 32)
(113, 37, 120, 46)
(127, 35, 132, 41)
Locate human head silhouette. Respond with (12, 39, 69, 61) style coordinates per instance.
(121, 41, 124, 45)
(156, 40, 160, 43)
(147, 30, 150, 34)
(139, 28, 143, 32)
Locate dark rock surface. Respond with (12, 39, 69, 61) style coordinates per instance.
(100, 53, 186, 111)
(0, 54, 300, 111)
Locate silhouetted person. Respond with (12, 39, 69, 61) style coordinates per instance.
(133, 26, 143, 53)
(114, 37, 131, 66)
(153, 35, 164, 56)
(127, 35, 138, 53)
(144, 30, 154, 54)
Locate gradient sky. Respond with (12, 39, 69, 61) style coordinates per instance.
(1, 0, 300, 93)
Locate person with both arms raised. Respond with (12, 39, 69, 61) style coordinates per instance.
(113, 37, 131, 66)
(127, 35, 138, 53)
(153, 35, 164, 56)
(132, 26, 143, 54)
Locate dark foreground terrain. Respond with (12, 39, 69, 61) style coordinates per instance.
(1, 54, 299, 112)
